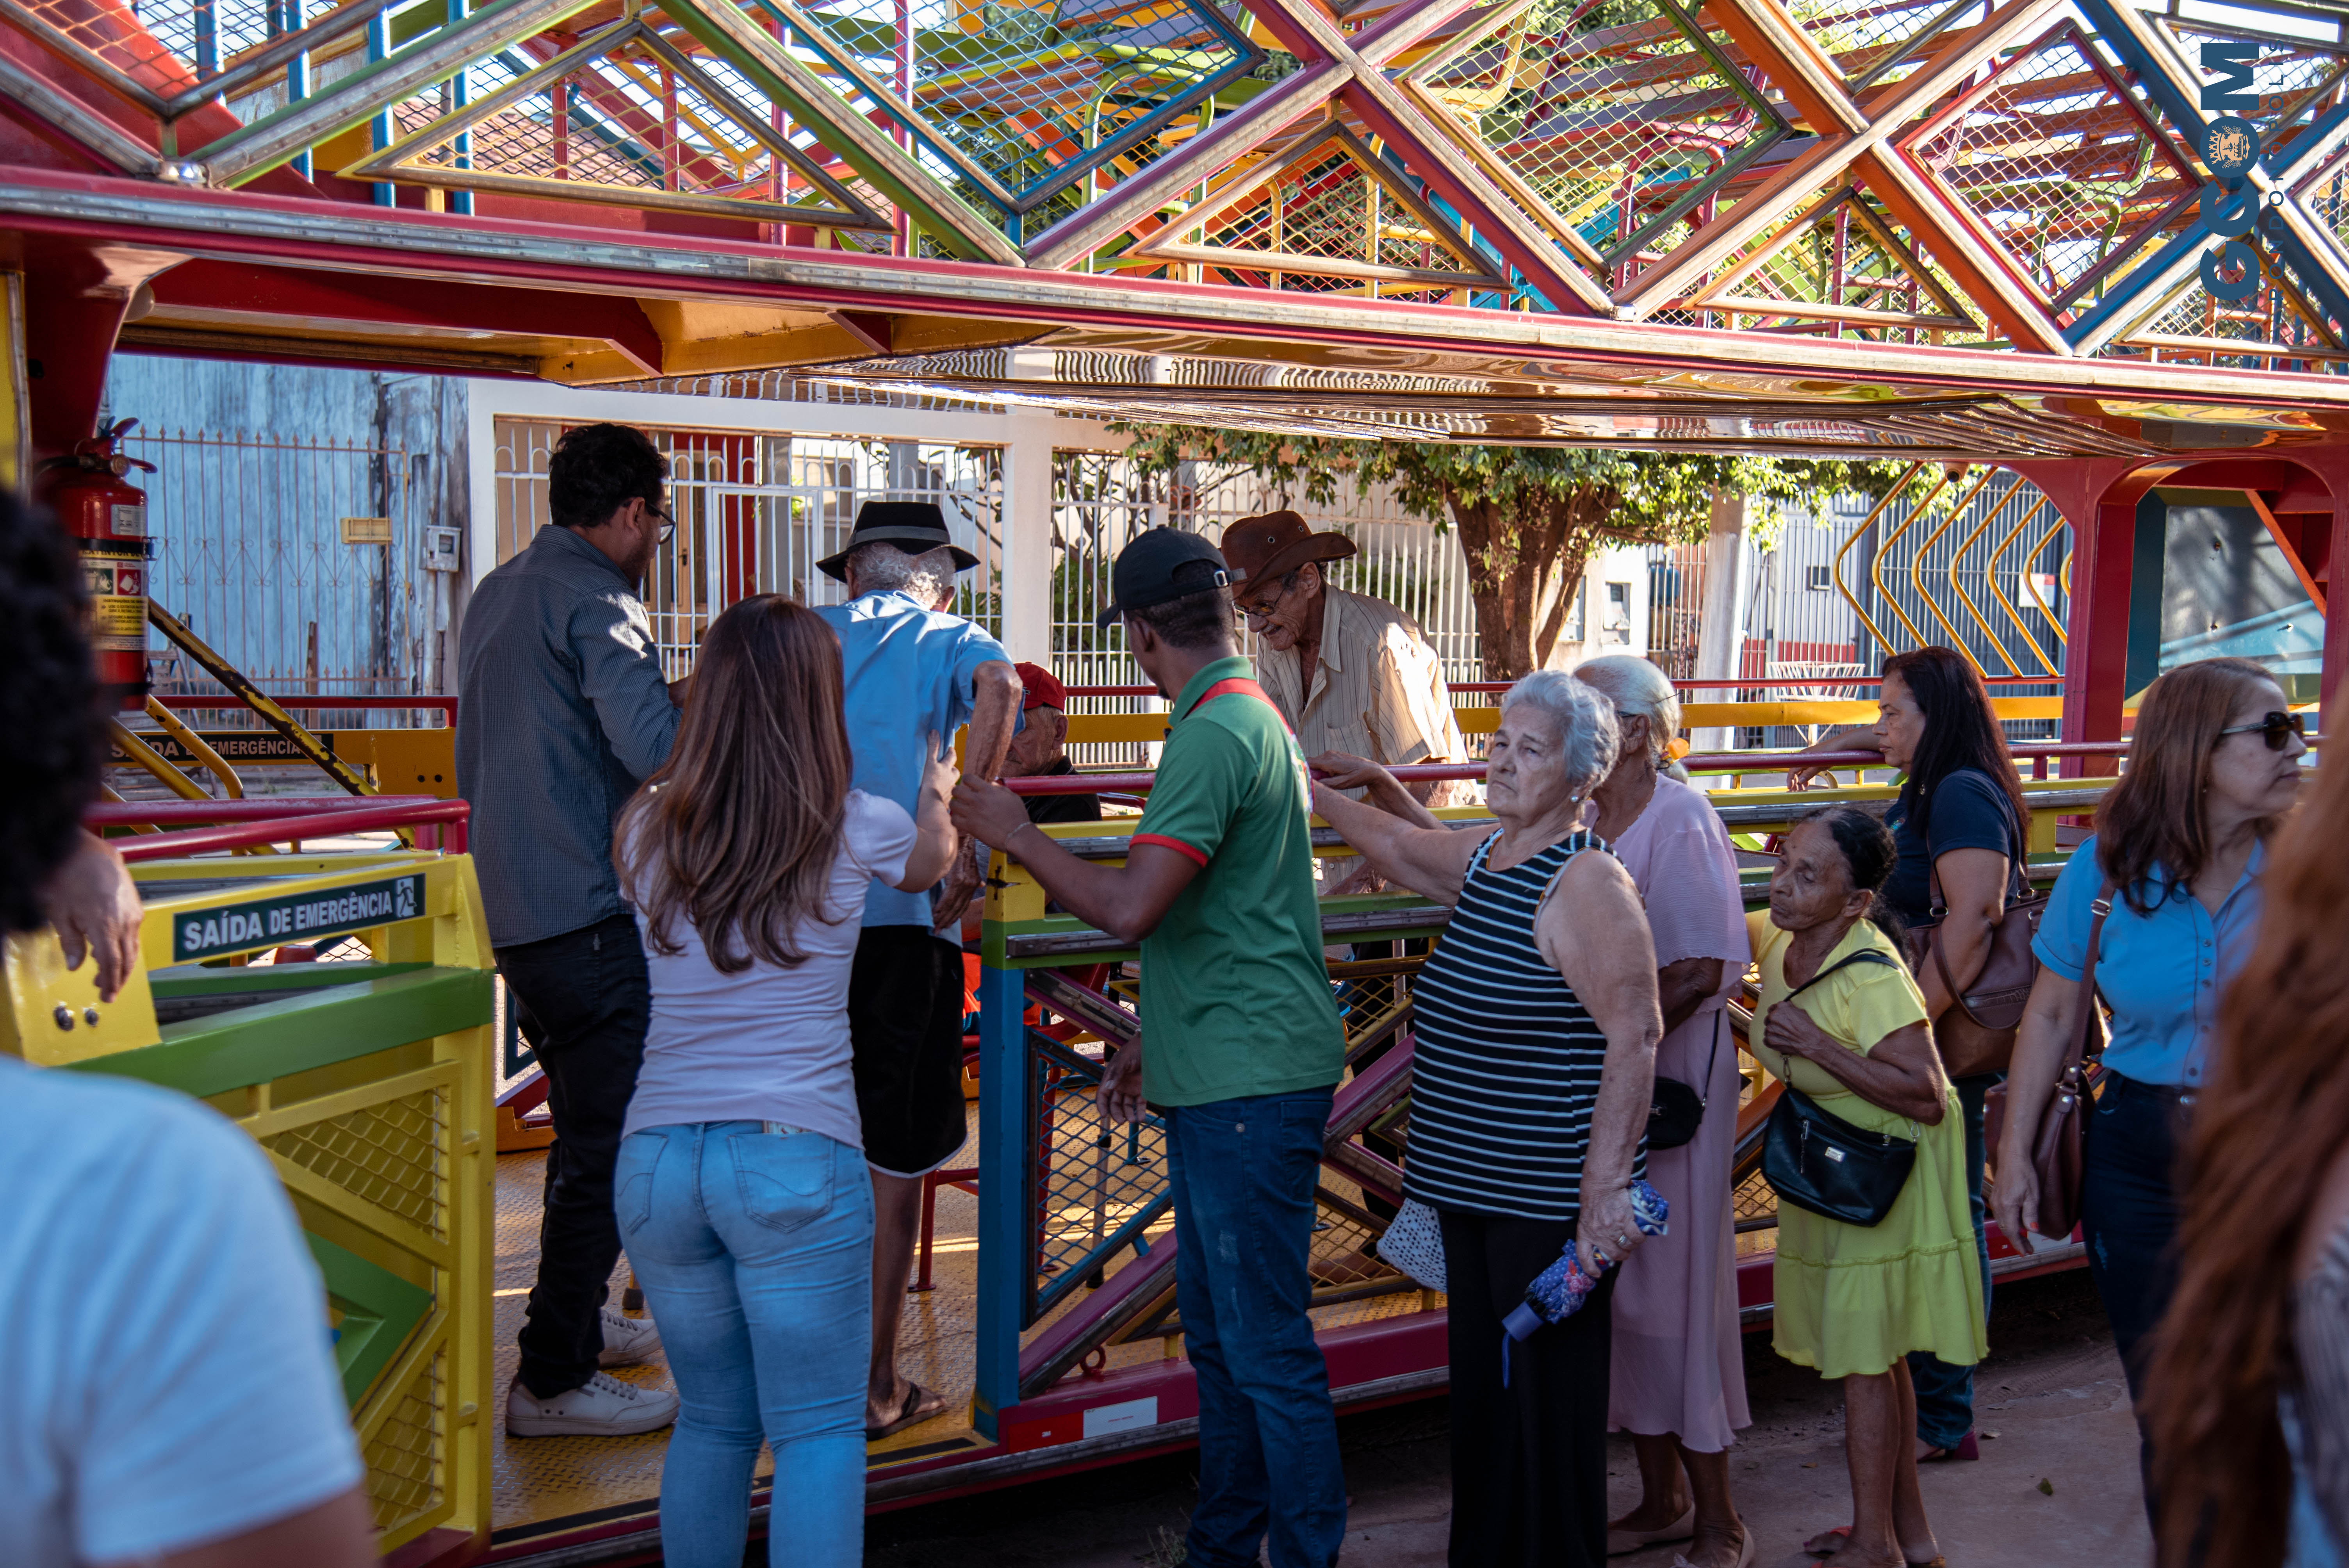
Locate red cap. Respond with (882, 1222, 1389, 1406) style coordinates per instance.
(1016, 662, 1066, 711)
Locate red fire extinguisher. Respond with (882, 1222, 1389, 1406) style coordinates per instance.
(41, 417, 157, 710)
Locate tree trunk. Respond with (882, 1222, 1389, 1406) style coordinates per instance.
(1447, 486, 1597, 681)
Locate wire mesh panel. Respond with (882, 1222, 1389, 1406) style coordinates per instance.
(1782, 0, 1979, 91)
(358, 23, 897, 229)
(1404, 0, 1789, 288)
(492, 417, 1004, 676)
(777, 0, 1262, 228)
(128, 429, 428, 708)
(1900, 22, 2199, 313)
(1025, 1041, 1172, 1324)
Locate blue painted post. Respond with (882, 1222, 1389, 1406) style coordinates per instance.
(192, 0, 217, 82)
(367, 11, 394, 206)
(276, 0, 311, 181)
(971, 958, 1028, 1440)
(448, 0, 472, 216)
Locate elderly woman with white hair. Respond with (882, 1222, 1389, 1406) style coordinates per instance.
(1575, 654, 1754, 1568)
(1313, 671, 1663, 1568)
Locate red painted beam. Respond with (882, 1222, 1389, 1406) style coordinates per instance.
(149, 258, 663, 374)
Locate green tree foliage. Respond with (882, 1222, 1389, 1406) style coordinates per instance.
(1110, 422, 1918, 678)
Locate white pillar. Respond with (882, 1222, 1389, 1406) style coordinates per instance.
(996, 413, 1056, 666)
(1690, 490, 1749, 756)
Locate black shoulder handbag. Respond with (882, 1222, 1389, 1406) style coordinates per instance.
(1761, 949, 1921, 1228)
(1645, 1010, 1722, 1151)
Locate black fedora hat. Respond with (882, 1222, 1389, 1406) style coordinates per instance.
(817, 501, 980, 582)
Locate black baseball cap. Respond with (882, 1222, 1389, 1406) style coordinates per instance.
(1097, 527, 1232, 627)
(817, 500, 980, 581)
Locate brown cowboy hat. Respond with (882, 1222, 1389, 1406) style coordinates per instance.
(1218, 510, 1356, 602)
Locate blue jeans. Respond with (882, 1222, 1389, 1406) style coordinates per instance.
(1166, 1090, 1347, 1568)
(2080, 1072, 2187, 1522)
(614, 1122, 874, 1568)
(1908, 1072, 1994, 1449)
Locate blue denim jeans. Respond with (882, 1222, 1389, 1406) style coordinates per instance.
(614, 1122, 874, 1568)
(2080, 1071, 2188, 1522)
(1908, 1072, 1994, 1449)
(1165, 1090, 1347, 1568)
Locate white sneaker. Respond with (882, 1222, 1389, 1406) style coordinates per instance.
(504, 1372, 679, 1437)
(598, 1306, 662, 1368)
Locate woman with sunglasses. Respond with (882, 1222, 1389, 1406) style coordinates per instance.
(1992, 656, 2307, 1523)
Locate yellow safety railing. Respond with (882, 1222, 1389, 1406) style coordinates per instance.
(1064, 695, 2064, 747)
(2, 847, 495, 1557)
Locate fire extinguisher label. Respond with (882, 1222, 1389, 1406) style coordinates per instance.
(110, 502, 145, 537)
(89, 594, 146, 649)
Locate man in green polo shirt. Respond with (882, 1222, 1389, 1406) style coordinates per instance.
(950, 527, 1346, 1568)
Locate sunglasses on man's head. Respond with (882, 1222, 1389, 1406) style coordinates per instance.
(2217, 710, 2305, 750)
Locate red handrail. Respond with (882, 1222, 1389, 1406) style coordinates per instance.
(87, 795, 445, 827)
(1000, 741, 2155, 797)
(153, 694, 459, 716)
(116, 801, 470, 861)
(1058, 678, 2060, 698)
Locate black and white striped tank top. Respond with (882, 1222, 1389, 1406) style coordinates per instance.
(1404, 829, 1637, 1223)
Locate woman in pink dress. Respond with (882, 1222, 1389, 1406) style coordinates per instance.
(1576, 656, 1754, 1568)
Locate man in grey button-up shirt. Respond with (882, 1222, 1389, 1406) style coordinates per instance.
(457, 422, 684, 1439)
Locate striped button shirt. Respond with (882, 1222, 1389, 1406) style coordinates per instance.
(1404, 829, 1638, 1222)
(1255, 586, 1465, 771)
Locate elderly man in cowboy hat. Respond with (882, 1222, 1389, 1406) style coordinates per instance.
(1222, 510, 1467, 891)
(813, 499, 1021, 1440)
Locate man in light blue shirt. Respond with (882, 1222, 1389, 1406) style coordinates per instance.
(813, 501, 1019, 1438)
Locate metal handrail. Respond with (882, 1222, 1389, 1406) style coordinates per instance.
(88, 795, 446, 828)
(1000, 741, 2160, 796)
(116, 801, 469, 860)
(153, 693, 460, 717)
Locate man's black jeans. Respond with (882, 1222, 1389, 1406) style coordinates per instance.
(499, 911, 649, 1399)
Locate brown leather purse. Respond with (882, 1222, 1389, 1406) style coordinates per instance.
(1910, 796, 2044, 1078)
(2011, 880, 2113, 1242)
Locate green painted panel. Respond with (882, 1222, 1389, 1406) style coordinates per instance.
(150, 960, 431, 998)
(65, 967, 492, 1098)
(309, 1231, 434, 1407)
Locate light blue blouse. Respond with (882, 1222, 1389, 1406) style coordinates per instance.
(2029, 833, 2268, 1088)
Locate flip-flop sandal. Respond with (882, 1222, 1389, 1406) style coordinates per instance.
(1919, 1431, 1980, 1463)
(865, 1383, 946, 1441)
(1807, 1528, 1942, 1567)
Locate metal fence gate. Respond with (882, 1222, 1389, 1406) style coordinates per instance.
(493, 419, 1006, 675)
(128, 429, 432, 716)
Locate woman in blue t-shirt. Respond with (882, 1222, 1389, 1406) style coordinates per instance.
(1994, 656, 2306, 1534)
(1796, 646, 2027, 1471)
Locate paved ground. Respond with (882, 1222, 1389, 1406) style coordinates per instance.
(866, 1268, 2150, 1568)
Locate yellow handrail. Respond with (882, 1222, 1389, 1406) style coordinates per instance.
(2025, 517, 2069, 645)
(1906, 468, 1993, 675)
(1985, 490, 2059, 676)
(107, 720, 211, 804)
(144, 696, 246, 800)
(1831, 461, 1920, 656)
(1941, 473, 2023, 676)
(1871, 470, 1941, 651)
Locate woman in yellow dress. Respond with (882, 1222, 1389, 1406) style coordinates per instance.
(1750, 806, 1983, 1568)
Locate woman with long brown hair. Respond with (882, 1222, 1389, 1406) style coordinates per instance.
(2142, 738, 2345, 1564)
(1991, 657, 2307, 1520)
(610, 595, 955, 1568)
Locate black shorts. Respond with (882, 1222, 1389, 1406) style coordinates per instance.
(848, 926, 972, 1178)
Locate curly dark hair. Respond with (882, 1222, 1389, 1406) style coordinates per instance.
(1799, 803, 1908, 950)
(0, 490, 103, 932)
(548, 422, 668, 531)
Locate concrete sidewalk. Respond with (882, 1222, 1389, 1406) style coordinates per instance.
(865, 1269, 2148, 1568)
